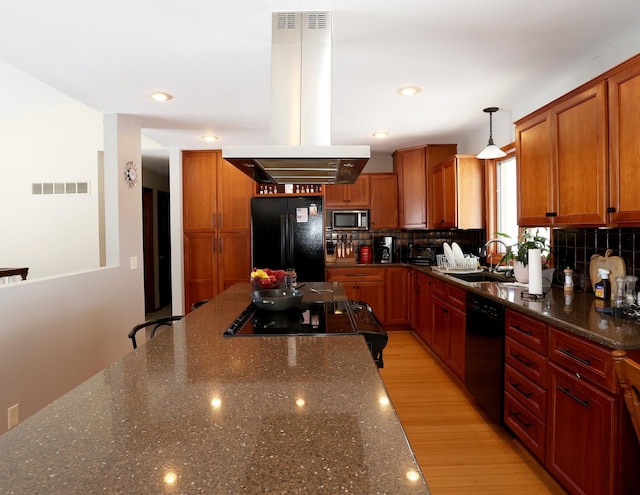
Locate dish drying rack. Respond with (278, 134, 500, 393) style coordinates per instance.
(433, 254, 481, 273)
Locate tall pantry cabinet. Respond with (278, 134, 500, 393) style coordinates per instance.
(182, 150, 253, 311)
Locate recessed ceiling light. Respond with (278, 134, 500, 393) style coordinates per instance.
(396, 86, 421, 96)
(372, 131, 390, 139)
(149, 91, 173, 102)
(201, 135, 219, 142)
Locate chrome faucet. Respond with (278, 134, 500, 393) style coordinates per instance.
(481, 239, 509, 272)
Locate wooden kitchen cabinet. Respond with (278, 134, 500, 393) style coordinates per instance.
(183, 150, 253, 311)
(430, 278, 466, 381)
(608, 58, 640, 224)
(369, 173, 399, 229)
(430, 154, 485, 229)
(385, 266, 409, 328)
(326, 267, 385, 323)
(324, 174, 370, 208)
(503, 309, 549, 463)
(516, 81, 608, 227)
(393, 144, 457, 229)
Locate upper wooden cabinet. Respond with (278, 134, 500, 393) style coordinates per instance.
(183, 150, 253, 232)
(516, 82, 608, 227)
(517, 53, 640, 227)
(393, 144, 457, 229)
(325, 174, 370, 208)
(182, 150, 253, 311)
(608, 59, 640, 224)
(430, 154, 485, 229)
(369, 173, 398, 229)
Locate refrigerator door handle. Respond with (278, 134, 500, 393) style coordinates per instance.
(288, 214, 295, 266)
(280, 214, 286, 267)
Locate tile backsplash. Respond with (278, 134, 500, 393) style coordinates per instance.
(552, 227, 640, 293)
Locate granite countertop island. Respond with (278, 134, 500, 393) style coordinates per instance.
(0, 282, 430, 494)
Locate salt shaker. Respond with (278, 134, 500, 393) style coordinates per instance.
(563, 267, 574, 293)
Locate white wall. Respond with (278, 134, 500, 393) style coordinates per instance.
(0, 114, 145, 435)
(0, 61, 103, 280)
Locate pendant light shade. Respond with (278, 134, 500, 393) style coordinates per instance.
(477, 107, 507, 159)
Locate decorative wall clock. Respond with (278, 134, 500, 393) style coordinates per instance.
(124, 161, 138, 187)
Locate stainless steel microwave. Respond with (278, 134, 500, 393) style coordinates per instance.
(332, 210, 369, 230)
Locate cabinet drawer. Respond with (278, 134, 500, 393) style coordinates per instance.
(504, 392, 546, 463)
(505, 309, 548, 354)
(504, 364, 547, 421)
(326, 268, 385, 282)
(505, 336, 547, 387)
(446, 284, 466, 312)
(431, 278, 447, 299)
(549, 327, 616, 393)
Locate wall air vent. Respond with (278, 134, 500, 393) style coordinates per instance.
(32, 181, 90, 195)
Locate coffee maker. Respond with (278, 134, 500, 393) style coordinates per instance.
(375, 236, 395, 264)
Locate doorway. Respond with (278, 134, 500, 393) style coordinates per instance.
(142, 186, 172, 316)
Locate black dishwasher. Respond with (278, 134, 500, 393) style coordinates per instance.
(465, 293, 505, 423)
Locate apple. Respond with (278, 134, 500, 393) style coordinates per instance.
(258, 278, 273, 288)
(275, 270, 286, 282)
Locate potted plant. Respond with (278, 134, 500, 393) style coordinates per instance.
(495, 229, 550, 283)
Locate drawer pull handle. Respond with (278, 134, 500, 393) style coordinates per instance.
(512, 324, 532, 336)
(512, 412, 531, 429)
(557, 348, 590, 366)
(512, 353, 533, 368)
(510, 381, 532, 398)
(557, 386, 589, 407)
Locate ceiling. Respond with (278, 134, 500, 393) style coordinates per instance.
(1, 0, 640, 173)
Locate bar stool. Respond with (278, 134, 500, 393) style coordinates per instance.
(128, 315, 184, 350)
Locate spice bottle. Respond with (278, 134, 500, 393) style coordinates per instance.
(563, 267, 574, 294)
(594, 268, 610, 300)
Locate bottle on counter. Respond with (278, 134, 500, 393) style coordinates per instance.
(563, 267, 574, 294)
(595, 268, 610, 300)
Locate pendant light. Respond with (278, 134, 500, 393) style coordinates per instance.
(477, 107, 507, 159)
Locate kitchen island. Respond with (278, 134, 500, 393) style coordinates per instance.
(0, 282, 430, 494)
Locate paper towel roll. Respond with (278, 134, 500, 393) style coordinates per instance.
(528, 248, 543, 295)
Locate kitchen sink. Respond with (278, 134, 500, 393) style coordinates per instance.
(446, 271, 511, 283)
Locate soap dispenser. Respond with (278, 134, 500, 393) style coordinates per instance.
(595, 268, 611, 300)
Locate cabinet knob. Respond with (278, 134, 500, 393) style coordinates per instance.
(607, 207, 616, 213)
(545, 212, 557, 217)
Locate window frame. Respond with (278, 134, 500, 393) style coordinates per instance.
(484, 142, 516, 259)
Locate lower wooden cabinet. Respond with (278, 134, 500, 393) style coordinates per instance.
(384, 267, 409, 327)
(326, 267, 385, 324)
(430, 279, 466, 381)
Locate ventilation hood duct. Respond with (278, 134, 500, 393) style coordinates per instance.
(223, 11, 370, 185)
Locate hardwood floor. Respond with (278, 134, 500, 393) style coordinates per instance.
(379, 331, 567, 495)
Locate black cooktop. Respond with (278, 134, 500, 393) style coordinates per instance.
(224, 299, 388, 367)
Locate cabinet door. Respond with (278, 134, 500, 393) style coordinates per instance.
(608, 60, 640, 224)
(183, 151, 216, 231)
(369, 174, 398, 229)
(431, 296, 449, 362)
(395, 147, 427, 228)
(384, 267, 409, 326)
(346, 174, 371, 208)
(516, 113, 554, 226)
(218, 159, 253, 232)
(447, 305, 465, 380)
(442, 158, 457, 228)
(356, 281, 385, 324)
(430, 163, 445, 228)
(552, 82, 608, 225)
(419, 274, 433, 345)
(184, 233, 216, 313)
(217, 232, 251, 293)
(325, 184, 347, 207)
(547, 363, 615, 495)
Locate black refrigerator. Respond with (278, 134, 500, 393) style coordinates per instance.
(251, 196, 325, 282)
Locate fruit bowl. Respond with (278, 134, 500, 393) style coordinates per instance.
(251, 278, 282, 290)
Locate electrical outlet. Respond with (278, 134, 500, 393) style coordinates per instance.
(130, 256, 138, 270)
(8, 403, 19, 429)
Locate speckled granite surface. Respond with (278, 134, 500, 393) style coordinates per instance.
(0, 282, 430, 494)
(415, 266, 640, 350)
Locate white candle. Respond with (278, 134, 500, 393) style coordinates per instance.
(528, 248, 543, 295)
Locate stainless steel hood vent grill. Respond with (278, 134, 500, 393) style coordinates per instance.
(223, 11, 370, 184)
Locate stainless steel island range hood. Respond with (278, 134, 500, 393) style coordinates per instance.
(223, 11, 370, 185)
